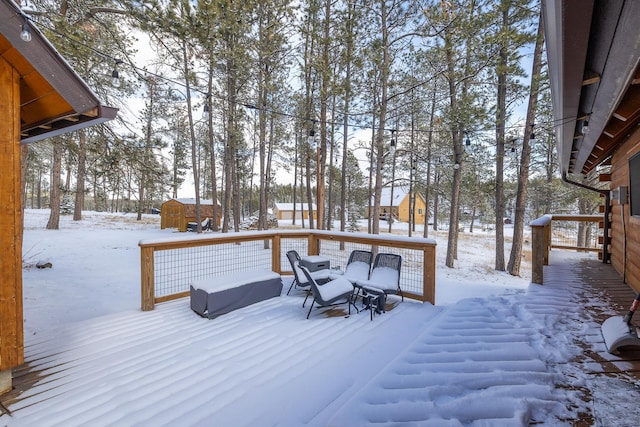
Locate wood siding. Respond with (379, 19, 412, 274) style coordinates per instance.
(0, 57, 24, 372)
(160, 199, 218, 232)
(610, 128, 640, 293)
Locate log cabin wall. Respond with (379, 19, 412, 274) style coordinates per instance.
(0, 56, 24, 387)
(609, 128, 640, 293)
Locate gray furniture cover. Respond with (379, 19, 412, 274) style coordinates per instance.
(190, 270, 282, 319)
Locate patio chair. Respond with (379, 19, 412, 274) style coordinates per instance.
(286, 250, 331, 306)
(355, 253, 403, 308)
(341, 250, 373, 283)
(298, 263, 355, 319)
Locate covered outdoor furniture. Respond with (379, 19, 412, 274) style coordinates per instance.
(300, 255, 330, 271)
(187, 217, 211, 232)
(340, 250, 373, 283)
(298, 263, 355, 319)
(190, 270, 282, 319)
(286, 250, 331, 305)
(355, 253, 403, 307)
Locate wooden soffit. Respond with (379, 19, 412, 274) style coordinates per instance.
(0, 0, 117, 143)
(542, 0, 640, 176)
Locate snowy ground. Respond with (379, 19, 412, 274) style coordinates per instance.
(0, 209, 633, 425)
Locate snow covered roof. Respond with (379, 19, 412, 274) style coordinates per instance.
(274, 202, 316, 211)
(376, 187, 408, 207)
(169, 198, 220, 206)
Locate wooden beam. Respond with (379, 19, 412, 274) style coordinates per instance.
(0, 57, 24, 378)
(582, 70, 601, 86)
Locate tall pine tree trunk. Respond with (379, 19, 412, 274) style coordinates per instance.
(507, 11, 544, 276)
(494, 6, 509, 272)
(73, 131, 86, 221)
(46, 139, 62, 230)
(444, 28, 464, 268)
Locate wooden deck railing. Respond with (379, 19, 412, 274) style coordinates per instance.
(139, 229, 437, 311)
(530, 214, 603, 284)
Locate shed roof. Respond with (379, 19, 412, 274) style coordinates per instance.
(165, 198, 220, 206)
(274, 203, 316, 211)
(0, 0, 117, 143)
(542, 0, 640, 175)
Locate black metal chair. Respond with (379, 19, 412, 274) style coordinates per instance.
(298, 263, 355, 319)
(341, 250, 373, 283)
(286, 250, 330, 306)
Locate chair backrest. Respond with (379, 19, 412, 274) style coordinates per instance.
(287, 250, 309, 285)
(298, 263, 353, 307)
(297, 263, 324, 302)
(369, 253, 402, 285)
(347, 250, 373, 267)
(344, 250, 373, 281)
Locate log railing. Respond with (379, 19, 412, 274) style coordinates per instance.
(530, 214, 602, 284)
(139, 229, 437, 311)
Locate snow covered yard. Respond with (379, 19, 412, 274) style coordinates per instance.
(2, 209, 635, 425)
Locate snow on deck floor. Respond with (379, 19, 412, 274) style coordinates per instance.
(3, 277, 591, 426)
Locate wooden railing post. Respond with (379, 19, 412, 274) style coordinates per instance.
(308, 233, 319, 255)
(544, 220, 551, 265)
(272, 235, 281, 273)
(423, 245, 436, 304)
(140, 246, 155, 311)
(530, 215, 552, 285)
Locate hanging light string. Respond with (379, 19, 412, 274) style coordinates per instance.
(17, 8, 577, 139)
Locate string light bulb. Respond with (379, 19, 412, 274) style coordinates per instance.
(203, 93, 212, 118)
(308, 128, 315, 146)
(21, 20, 31, 42)
(111, 59, 123, 87)
(389, 130, 397, 156)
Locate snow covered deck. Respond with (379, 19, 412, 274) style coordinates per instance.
(2, 253, 640, 425)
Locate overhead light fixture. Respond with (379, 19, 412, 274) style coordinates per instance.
(582, 120, 590, 135)
(20, 19, 31, 42)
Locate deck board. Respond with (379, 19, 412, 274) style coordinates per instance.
(544, 253, 640, 425)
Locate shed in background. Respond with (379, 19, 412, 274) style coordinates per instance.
(273, 203, 317, 220)
(161, 198, 220, 232)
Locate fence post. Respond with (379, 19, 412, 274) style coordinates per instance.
(423, 245, 436, 304)
(272, 235, 281, 273)
(530, 215, 551, 285)
(140, 245, 155, 311)
(544, 220, 551, 265)
(308, 233, 319, 255)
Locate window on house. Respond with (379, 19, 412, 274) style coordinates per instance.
(630, 152, 640, 217)
(418, 208, 423, 214)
